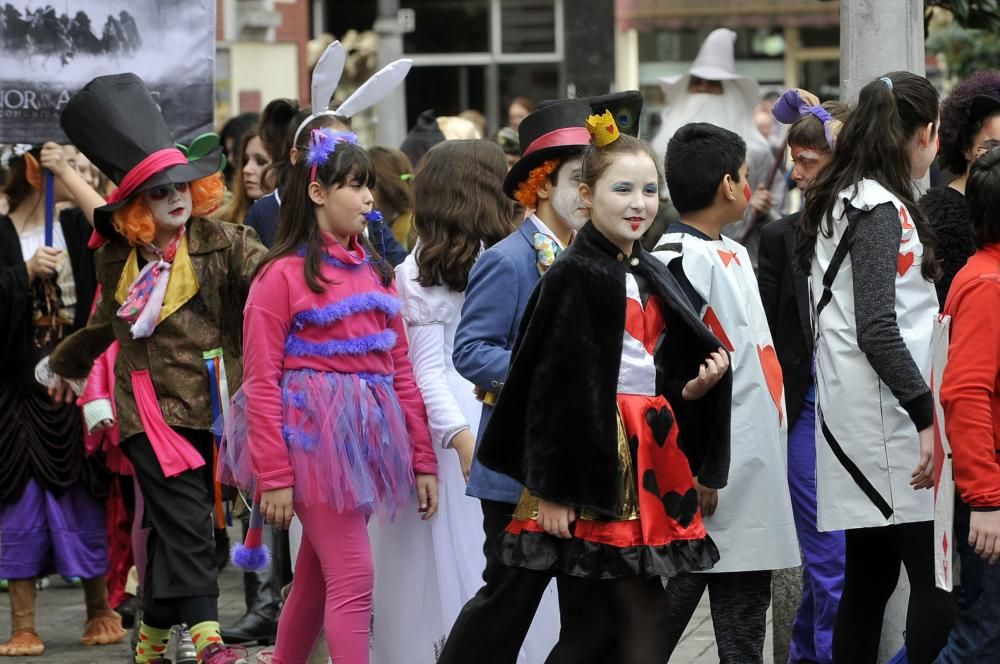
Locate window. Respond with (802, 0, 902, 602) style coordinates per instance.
(401, 0, 491, 54)
(501, 0, 557, 54)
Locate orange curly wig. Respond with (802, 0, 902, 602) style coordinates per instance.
(111, 173, 225, 245)
(513, 159, 559, 210)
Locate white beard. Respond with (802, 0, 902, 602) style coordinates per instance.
(651, 85, 769, 164)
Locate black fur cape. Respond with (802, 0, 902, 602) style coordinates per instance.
(477, 221, 732, 518)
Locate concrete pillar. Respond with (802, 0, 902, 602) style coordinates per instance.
(841, 0, 926, 101)
(614, 28, 640, 92)
(840, 5, 925, 661)
(373, 0, 409, 148)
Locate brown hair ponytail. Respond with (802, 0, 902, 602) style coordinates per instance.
(796, 71, 941, 281)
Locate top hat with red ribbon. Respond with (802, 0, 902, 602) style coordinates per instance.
(60, 73, 223, 239)
(502, 99, 592, 199)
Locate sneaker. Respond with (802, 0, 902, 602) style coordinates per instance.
(62, 575, 83, 587)
(173, 626, 197, 664)
(199, 643, 250, 664)
(254, 646, 274, 664)
(35, 576, 50, 591)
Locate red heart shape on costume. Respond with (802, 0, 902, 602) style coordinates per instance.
(703, 307, 734, 352)
(643, 296, 667, 355)
(900, 206, 914, 230)
(606, 125, 615, 134)
(757, 344, 784, 424)
(897, 252, 915, 276)
(626, 296, 668, 355)
(625, 298, 645, 348)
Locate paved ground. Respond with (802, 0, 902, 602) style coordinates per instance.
(0, 569, 773, 663)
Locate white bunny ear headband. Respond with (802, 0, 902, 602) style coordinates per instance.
(293, 40, 413, 145)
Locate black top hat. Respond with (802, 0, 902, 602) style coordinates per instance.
(503, 100, 592, 199)
(60, 73, 222, 239)
(539, 91, 644, 138)
(585, 91, 643, 138)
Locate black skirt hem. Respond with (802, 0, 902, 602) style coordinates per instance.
(497, 530, 720, 580)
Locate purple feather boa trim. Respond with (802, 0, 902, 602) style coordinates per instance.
(285, 329, 398, 358)
(231, 543, 271, 572)
(306, 128, 359, 168)
(292, 292, 400, 329)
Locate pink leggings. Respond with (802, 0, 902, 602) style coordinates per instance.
(271, 504, 373, 664)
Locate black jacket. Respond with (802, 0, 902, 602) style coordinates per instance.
(758, 212, 812, 426)
(0, 209, 103, 504)
(477, 222, 732, 517)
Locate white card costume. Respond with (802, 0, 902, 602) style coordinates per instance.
(930, 314, 955, 591)
(810, 179, 937, 532)
(654, 229, 799, 573)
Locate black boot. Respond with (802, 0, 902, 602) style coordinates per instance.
(220, 526, 285, 645)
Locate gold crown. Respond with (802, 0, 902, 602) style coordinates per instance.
(586, 110, 621, 147)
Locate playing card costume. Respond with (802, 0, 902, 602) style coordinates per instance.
(653, 228, 799, 571)
(811, 180, 937, 530)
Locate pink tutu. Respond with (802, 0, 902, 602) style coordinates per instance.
(219, 369, 414, 517)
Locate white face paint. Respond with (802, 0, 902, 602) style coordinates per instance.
(550, 156, 588, 229)
(584, 151, 660, 254)
(142, 182, 192, 232)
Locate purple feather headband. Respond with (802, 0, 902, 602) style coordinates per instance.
(306, 128, 359, 182)
(772, 89, 837, 149)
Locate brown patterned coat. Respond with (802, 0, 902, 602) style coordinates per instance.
(50, 218, 266, 441)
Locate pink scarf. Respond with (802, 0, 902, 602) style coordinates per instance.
(117, 228, 185, 339)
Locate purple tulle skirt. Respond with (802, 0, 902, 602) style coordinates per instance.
(219, 369, 414, 517)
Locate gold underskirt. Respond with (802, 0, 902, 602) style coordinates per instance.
(512, 406, 639, 523)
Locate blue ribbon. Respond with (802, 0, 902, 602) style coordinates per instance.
(44, 171, 54, 246)
(204, 353, 232, 526)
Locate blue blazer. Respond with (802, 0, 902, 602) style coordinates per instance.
(453, 219, 541, 503)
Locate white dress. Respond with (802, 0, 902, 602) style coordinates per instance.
(369, 252, 559, 663)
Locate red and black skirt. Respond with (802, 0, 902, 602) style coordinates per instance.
(498, 393, 719, 580)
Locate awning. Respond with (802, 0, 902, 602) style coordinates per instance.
(616, 0, 840, 31)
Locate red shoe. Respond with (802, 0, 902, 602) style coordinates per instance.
(199, 643, 249, 664)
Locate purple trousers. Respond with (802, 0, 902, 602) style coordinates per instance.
(0, 478, 107, 579)
(788, 385, 846, 664)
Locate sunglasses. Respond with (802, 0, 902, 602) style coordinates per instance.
(147, 182, 190, 200)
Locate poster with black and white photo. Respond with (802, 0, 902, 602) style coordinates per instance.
(0, 0, 215, 144)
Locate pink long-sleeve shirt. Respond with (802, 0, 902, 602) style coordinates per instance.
(242, 234, 436, 492)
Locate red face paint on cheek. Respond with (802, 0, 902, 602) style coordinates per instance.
(743, 183, 753, 203)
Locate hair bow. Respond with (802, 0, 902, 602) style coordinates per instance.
(772, 88, 840, 149)
(305, 128, 359, 182)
